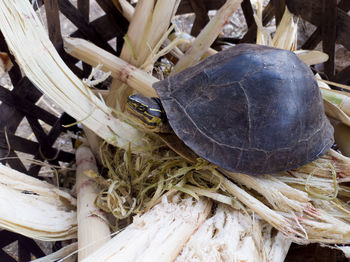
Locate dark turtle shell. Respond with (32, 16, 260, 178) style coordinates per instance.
(153, 44, 334, 175)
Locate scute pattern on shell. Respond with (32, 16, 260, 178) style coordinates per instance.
(153, 44, 334, 175)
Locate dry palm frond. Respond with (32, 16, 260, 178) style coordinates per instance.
(0, 164, 76, 241)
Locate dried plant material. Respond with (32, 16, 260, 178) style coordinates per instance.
(139, 0, 181, 67)
(320, 86, 350, 126)
(109, 0, 180, 110)
(0, 0, 147, 150)
(271, 7, 297, 51)
(218, 171, 302, 239)
(76, 146, 110, 261)
(112, 0, 134, 21)
(31, 242, 78, 262)
(225, 172, 310, 212)
(64, 37, 158, 98)
(175, 205, 291, 262)
(0, 51, 13, 76)
(321, 87, 350, 116)
(333, 123, 350, 157)
(93, 144, 228, 222)
(120, 0, 180, 68)
(66, 2, 350, 248)
(82, 196, 212, 262)
(0, 164, 77, 241)
(254, 1, 272, 46)
(321, 79, 350, 92)
(172, 0, 244, 74)
(168, 31, 218, 58)
(325, 99, 350, 126)
(218, 150, 350, 244)
(120, 0, 155, 66)
(111, 0, 185, 62)
(337, 246, 350, 259)
(309, 68, 350, 129)
(295, 50, 329, 65)
(255, 5, 298, 51)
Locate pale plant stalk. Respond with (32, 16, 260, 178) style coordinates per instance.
(0, 164, 77, 241)
(0, 0, 147, 150)
(272, 7, 297, 51)
(63, 36, 331, 101)
(182, 185, 237, 206)
(256, 4, 329, 66)
(295, 50, 329, 65)
(254, 1, 272, 46)
(221, 150, 350, 243)
(108, 0, 180, 110)
(223, 171, 310, 212)
(320, 79, 350, 127)
(82, 126, 102, 164)
(31, 242, 78, 262)
(324, 99, 350, 127)
(338, 246, 350, 259)
(119, 0, 156, 66)
(319, 78, 350, 112)
(64, 37, 158, 97)
(321, 79, 350, 92)
(141, 0, 181, 67)
(290, 207, 350, 244)
(321, 87, 350, 117)
(217, 171, 303, 239)
(172, 0, 244, 74)
(175, 205, 291, 262)
(112, 1, 216, 61)
(118, 0, 180, 67)
(112, 0, 134, 21)
(76, 146, 111, 261)
(333, 122, 350, 157)
(81, 196, 212, 262)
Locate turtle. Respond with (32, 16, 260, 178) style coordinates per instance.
(127, 44, 334, 175)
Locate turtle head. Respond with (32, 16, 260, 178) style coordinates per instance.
(127, 94, 167, 131)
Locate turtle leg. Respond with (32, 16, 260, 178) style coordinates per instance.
(157, 132, 198, 163)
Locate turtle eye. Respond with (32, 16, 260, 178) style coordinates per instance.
(137, 104, 147, 112)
